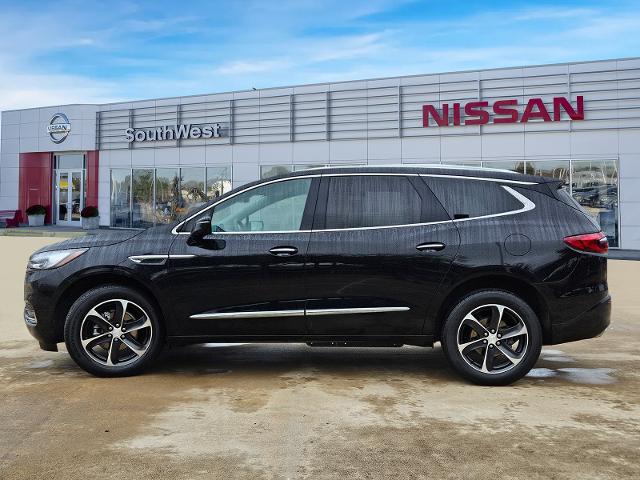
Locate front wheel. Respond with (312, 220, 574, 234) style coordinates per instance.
(441, 289, 542, 386)
(64, 285, 163, 377)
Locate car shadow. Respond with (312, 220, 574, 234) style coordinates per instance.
(147, 343, 456, 381)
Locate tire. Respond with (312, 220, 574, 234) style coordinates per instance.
(441, 289, 542, 386)
(64, 285, 163, 377)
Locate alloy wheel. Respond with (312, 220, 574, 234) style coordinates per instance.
(79, 299, 153, 367)
(456, 303, 529, 375)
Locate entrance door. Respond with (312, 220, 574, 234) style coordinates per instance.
(56, 170, 83, 226)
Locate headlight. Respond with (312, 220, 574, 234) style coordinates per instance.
(27, 248, 88, 270)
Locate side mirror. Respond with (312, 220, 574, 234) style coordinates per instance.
(186, 218, 212, 246)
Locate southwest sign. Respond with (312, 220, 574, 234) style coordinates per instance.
(125, 123, 223, 142)
(422, 96, 584, 127)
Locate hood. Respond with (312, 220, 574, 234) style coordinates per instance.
(34, 229, 144, 253)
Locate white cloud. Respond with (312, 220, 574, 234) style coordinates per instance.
(213, 59, 293, 76)
(513, 7, 596, 21)
(309, 32, 392, 62)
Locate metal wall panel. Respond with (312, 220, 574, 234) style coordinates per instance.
(94, 59, 640, 151)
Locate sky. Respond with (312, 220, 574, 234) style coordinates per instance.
(0, 0, 639, 115)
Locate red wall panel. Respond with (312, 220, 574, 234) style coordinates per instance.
(19, 152, 53, 224)
(86, 151, 99, 208)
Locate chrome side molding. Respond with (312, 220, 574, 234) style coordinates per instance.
(190, 309, 306, 320)
(305, 306, 410, 316)
(190, 305, 410, 320)
(129, 254, 196, 265)
(129, 255, 168, 265)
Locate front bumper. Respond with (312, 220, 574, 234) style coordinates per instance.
(551, 294, 611, 344)
(24, 268, 64, 351)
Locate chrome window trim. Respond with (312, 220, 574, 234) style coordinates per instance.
(450, 186, 536, 223)
(172, 172, 538, 235)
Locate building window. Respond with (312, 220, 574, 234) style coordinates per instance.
(571, 159, 619, 247)
(261, 165, 293, 179)
(55, 154, 85, 170)
(482, 161, 525, 173)
(441, 160, 482, 167)
(207, 166, 232, 200)
(132, 169, 154, 228)
(110, 169, 131, 228)
(155, 168, 180, 224)
(110, 165, 232, 228)
(525, 160, 570, 185)
(180, 167, 207, 217)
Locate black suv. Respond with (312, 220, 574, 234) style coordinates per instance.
(24, 166, 611, 385)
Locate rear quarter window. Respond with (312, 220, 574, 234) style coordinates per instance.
(421, 177, 523, 219)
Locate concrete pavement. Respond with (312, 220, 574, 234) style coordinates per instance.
(0, 236, 638, 479)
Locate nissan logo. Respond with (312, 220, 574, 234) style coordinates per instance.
(47, 113, 71, 144)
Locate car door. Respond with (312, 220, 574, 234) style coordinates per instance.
(305, 173, 460, 337)
(166, 176, 319, 337)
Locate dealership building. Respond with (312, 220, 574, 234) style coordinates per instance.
(1, 57, 639, 248)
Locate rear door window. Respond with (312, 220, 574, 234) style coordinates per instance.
(421, 177, 523, 219)
(322, 175, 448, 229)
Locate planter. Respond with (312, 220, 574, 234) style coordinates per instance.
(82, 216, 100, 230)
(28, 214, 45, 227)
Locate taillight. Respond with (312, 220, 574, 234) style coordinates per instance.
(563, 232, 609, 254)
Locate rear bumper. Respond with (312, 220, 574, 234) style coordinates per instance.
(550, 294, 611, 344)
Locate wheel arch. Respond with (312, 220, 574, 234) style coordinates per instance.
(52, 269, 167, 343)
(433, 273, 550, 343)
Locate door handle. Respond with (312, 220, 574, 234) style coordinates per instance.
(416, 242, 445, 252)
(269, 246, 298, 256)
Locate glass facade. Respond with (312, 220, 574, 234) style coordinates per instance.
(110, 166, 232, 228)
(109, 159, 619, 245)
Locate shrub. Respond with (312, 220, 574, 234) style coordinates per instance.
(26, 205, 46, 216)
(81, 206, 99, 218)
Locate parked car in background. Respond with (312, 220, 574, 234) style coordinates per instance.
(23, 165, 610, 385)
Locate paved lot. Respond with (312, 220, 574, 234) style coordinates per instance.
(0, 236, 638, 479)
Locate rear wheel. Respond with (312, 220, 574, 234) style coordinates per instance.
(64, 285, 163, 377)
(441, 289, 542, 385)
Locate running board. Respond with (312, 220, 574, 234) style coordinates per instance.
(306, 341, 404, 347)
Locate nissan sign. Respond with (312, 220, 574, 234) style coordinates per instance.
(423, 96, 584, 127)
(47, 113, 71, 143)
(125, 123, 223, 143)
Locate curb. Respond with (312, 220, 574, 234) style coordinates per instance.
(0, 229, 93, 238)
